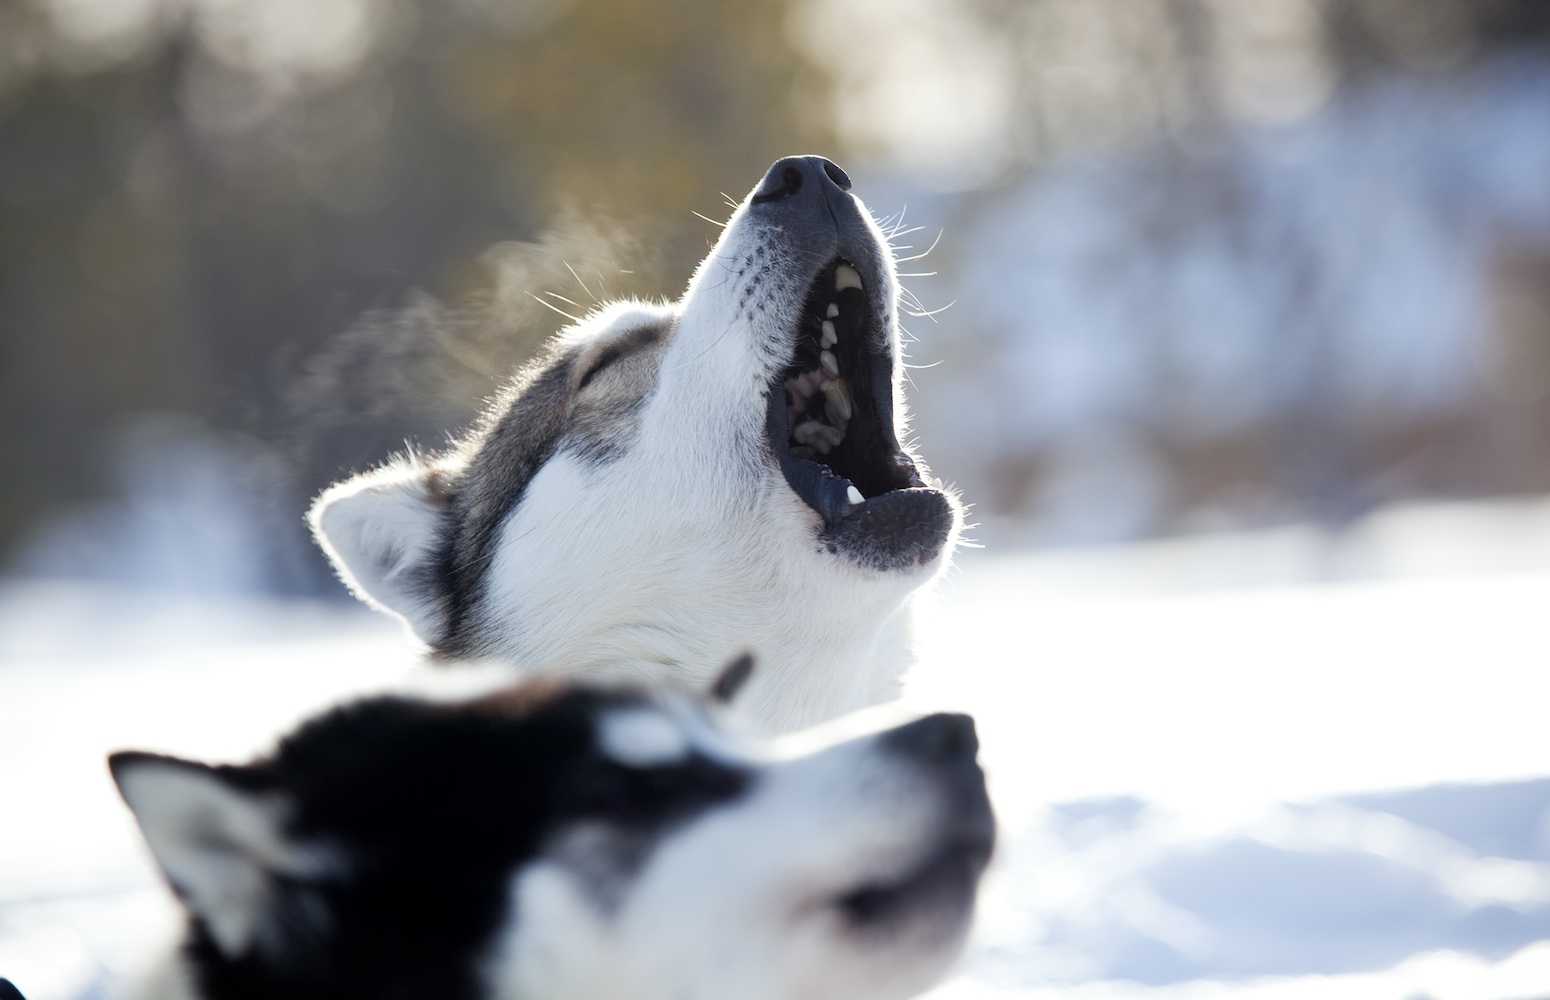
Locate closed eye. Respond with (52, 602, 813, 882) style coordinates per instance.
(577, 323, 665, 390)
(578, 346, 626, 390)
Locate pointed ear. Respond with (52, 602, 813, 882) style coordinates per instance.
(109, 752, 320, 958)
(309, 460, 448, 644)
(709, 653, 756, 705)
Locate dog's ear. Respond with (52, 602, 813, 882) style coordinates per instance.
(709, 653, 756, 704)
(110, 752, 323, 958)
(309, 461, 447, 644)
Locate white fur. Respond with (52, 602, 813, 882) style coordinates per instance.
(488, 702, 977, 1000)
(311, 457, 450, 645)
(312, 191, 960, 734)
(598, 707, 691, 767)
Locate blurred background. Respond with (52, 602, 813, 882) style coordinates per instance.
(5, 1, 1550, 999)
(4, 0, 1549, 587)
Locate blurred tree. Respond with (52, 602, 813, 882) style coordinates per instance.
(954, 0, 1550, 169)
(0, 0, 833, 584)
(880, 0, 1550, 541)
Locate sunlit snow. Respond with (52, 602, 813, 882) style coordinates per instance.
(3, 499, 1548, 999)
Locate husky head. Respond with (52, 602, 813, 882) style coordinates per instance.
(310, 156, 961, 732)
(112, 669, 995, 1000)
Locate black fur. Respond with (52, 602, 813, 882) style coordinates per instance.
(137, 686, 749, 1000)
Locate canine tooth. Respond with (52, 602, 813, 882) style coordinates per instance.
(826, 303, 839, 319)
(820, 320, 837, 348)
(834, 264, 863, 291)
(821, 381, 852, 422)
(847, 485, 864, 505)
(820, 350, 839, 376)
(811, 436, 832, 455)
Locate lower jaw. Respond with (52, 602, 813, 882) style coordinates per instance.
(816, 487, 956, 573)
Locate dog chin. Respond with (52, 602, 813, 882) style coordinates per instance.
(818, 488, 957, 572)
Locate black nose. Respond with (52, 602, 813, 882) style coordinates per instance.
(751, 155, 852, 205)
(883, 713, 979, 765)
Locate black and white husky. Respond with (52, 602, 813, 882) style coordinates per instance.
(111, 665, 994, 1000)
(310, 156, 961, 733)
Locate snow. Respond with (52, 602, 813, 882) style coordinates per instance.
(3, 499, 1550, 999)
(914, 566, 1550, 998)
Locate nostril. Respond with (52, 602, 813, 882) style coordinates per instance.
(821, 159, 852, 191)
(752, 164, 805, 204)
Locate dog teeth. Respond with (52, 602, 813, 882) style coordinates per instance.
(822, 380, 852, 423)
(834, 264, 863, 291)
(847, 485, 864, 505)
(795, 419, 845, 454)
(820, 320, 837, 349)
(826, 303, 839, 319)
(820, 350, 839, 377)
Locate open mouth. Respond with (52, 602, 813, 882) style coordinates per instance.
(766, 257, 930, 526)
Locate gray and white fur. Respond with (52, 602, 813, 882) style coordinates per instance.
(310, 156, 961, 733)
(112, 668, 995, 1000)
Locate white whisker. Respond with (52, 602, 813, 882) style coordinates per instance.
(564, 261, 597, 304)
(529, 292, 581, 322)
(894, 231, 943, 263)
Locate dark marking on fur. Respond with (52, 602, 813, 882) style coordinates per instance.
(433, 354, 576, 657)
(709, 653, 756, 704)
(152, 684, 750, 999)
(577, 322, 664, 391)
(567, 343, 666, 464)
(566, 321, 669, 465)
(420, 317, 671, 657)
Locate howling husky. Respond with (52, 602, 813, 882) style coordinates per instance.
(111, 668, 995, 1000)
(311, 156, 961, 732)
